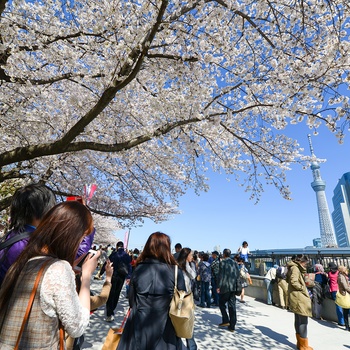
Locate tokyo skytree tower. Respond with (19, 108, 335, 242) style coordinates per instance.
(308, 135, 337, 247)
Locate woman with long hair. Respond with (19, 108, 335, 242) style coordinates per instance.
(117, 232, 186, 350)
(287, 254, 313, 350)
(177, 247, 197, 350)
(0, 201, 99, 349)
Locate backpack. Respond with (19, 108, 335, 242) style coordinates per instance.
(304, 273, 316, 288)
(117, 261, 129, 277)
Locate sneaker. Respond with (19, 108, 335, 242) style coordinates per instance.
(239, 300, 245, 303)
(105, 316, 114, 322)
(218, 322, 230, 327)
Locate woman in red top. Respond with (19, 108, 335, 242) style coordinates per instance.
(328, 262, 345, 326)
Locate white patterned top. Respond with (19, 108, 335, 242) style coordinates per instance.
(37, 258, 90, 338)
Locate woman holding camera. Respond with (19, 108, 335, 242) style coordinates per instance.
(0, 201, 99, 349)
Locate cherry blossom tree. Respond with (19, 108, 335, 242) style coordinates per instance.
(1, 0, 349, 226)
(92, 214, 121, 246)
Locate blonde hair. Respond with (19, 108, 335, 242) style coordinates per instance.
(338, 265, 348, 275)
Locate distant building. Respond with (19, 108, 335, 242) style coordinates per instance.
(332, 172, 350, 247)
(308, 135, 337, 247)
(313, 238, 322, 248)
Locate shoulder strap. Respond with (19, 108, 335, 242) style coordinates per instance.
(0, 232, 31, 252)
(14, 259, 53, 350)
(174, 265, 178, 289)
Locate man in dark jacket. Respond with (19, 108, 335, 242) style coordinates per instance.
(217, 248, 240, 332)
(105, 241, 132, 321)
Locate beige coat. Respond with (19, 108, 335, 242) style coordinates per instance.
(287, 261, 312, 317)
(337, 272, 350, 296)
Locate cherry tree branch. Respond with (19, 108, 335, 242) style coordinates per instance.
(0, 116, 199, 166)
(0, 0, 8, 15)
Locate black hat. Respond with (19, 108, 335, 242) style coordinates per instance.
(212, 251, 219, 256)
(328, 262, 337, 271)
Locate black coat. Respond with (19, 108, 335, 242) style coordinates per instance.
(117, 258, 185, 350)
(218, 257, 240, 294)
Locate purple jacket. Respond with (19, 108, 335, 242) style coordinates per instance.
(0, 226, 96, 285)
(0, 225, 35, 285)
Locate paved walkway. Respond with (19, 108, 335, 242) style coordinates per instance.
(83, 279, 349, 350)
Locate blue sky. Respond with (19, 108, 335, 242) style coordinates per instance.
(121, 123, 349, 253)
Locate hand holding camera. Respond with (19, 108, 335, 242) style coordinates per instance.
(81, 249, 101, 278)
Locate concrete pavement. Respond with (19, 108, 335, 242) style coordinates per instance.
(82, 279, 349, 350)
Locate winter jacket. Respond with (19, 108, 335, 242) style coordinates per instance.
(117, 258, 185, 350)
(264, 267, 277, 281)
(314, 272, 328, 286)
(109, 248, 132, 279)
(0, 225, 36, 285)
(217, 257, 240, 294)
(198, 261, 211, 283)
(337, 272, 350, 296)
(287, 260, 312, 317)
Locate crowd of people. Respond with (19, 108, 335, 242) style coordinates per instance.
(1, 183, 350, 350)
(260, 255, 350, 350)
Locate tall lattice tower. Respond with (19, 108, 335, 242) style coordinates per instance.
(308, 135, 337, 247)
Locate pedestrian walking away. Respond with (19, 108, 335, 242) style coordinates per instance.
(217, 248, 240, 333)
(105, 241, 132, 322)
(116, 231, 186, 350)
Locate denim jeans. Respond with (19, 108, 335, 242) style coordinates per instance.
(264, 278, 273, 305)
(332, 291, 345, 325)
(200, 281, 211, 307)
